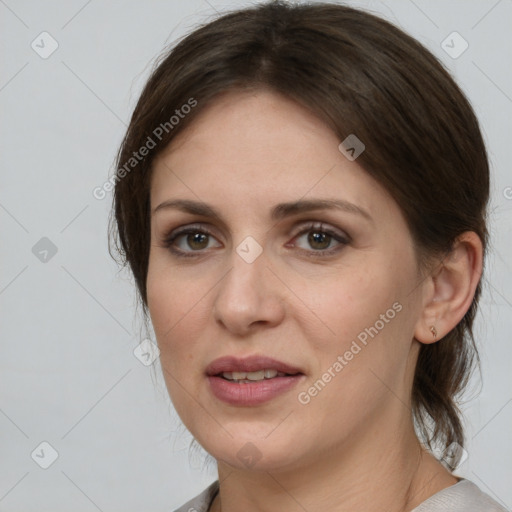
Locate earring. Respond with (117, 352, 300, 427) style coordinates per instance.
(430, 325, 437, 339)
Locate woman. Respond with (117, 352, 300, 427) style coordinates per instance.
(109, 1, 508, 511)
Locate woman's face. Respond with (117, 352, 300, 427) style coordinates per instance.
(147, 89, 427, 472)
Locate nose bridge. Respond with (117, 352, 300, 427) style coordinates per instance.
(212, 236, 285, 332)
(220, 238, 268, 304)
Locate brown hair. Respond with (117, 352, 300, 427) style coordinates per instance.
(109, 1, 489, 466)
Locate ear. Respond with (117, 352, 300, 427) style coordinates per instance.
(414, 231, 483, 344)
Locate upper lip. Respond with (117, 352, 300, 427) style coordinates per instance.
(205, 355, 303, 376)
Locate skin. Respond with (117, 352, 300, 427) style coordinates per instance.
(147, 89, 483, 512)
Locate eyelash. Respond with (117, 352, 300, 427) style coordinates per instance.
(160, 222, 350, 259)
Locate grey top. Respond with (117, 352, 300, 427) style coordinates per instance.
(172, 478, 509, 512)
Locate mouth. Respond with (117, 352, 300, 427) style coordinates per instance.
(218, 369, 299, 383)
(205, 354, 303, 376)
(205, 355, 305, 406)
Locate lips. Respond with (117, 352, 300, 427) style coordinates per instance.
(205, 355, 303, 376)
(206, 355, 305, 406)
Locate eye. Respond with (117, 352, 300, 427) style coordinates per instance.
(160, 221, 350, 259)
(161, 224, 221, 257)
(289, 222, 350, 256)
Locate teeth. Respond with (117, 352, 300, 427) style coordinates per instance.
(246, 370, 265, 381)
(221, 369, 284, 381)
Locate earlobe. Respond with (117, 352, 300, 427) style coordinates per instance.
(414, 231, 483, 345)
(415, 321, 439, 345)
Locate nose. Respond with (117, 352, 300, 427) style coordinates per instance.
(212, 243, 286, 336)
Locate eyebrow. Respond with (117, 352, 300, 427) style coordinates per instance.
(152, 198, 373, 223)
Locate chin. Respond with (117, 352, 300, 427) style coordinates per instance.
(197, 429, 309, 473)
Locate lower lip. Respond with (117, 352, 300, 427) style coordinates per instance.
(207, 374, 304, 406)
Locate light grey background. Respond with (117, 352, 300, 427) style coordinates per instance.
(1, 0, 511, 510)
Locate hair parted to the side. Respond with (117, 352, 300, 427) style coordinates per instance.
(109, 1, 489, 467)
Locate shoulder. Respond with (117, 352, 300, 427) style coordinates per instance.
(172, 480, 219, 512)
(412, 478, 509, 512)
(172, 478, 508, 512)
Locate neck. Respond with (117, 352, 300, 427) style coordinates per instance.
(210, 411, 457, 512)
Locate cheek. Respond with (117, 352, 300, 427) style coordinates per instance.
(146, 269, 205, 365)
(296, 290, 410, 437)
(292, 255, 414, 402)
(147, 271, 210, 419)
(292, 260, 400, 346)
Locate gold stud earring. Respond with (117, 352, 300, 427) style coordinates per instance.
(430, 325, 437, 339)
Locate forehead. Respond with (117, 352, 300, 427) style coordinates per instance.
(149, 89, 392, 222)
(153, 89, 337, 170)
